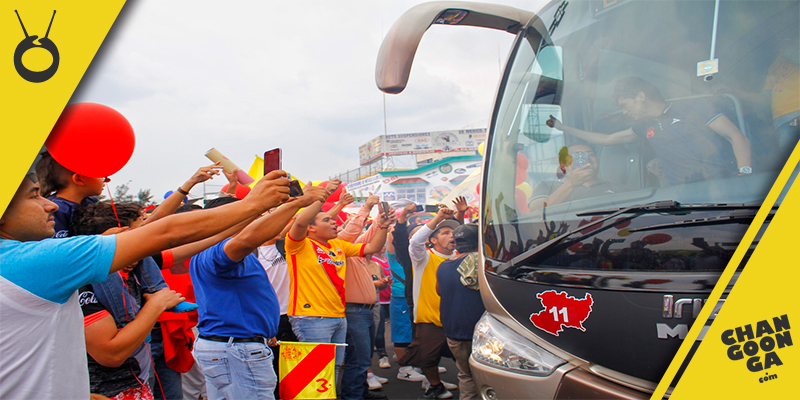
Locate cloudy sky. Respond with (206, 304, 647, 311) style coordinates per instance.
(72, 0, 542, 200)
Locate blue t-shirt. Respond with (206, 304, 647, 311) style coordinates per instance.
(48, 195, 98, 238)
(191, 239, 280, 338)
(437, 256, 486, 341)
(0, 235, 116, 304)
(388, 253, 406, 297)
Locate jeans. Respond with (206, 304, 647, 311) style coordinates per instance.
(340, 307, 376, 400)
(192, 337, 276, 400)
(375, 304, 389, 357)
(93, 256, 168, 326)
(288, 316, 347, 381)
(150, 328, 183, 400)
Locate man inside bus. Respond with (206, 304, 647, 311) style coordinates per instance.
(528, 144, 618, 210)
(546, 76, 753, 185)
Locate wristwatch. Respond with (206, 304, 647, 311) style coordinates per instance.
(738, 166, 752, 175)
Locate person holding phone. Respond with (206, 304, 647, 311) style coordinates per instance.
(527, 144, 619, 210)
(336, 195, 395, 399)
(285, 180, 392, 394)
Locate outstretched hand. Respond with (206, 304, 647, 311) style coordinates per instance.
(247, 170, 292, 211)
(298, 185, 330, 207)
(187, 162, 224, 186)
(452, 196, 468, 213)
(546, 115, 562, 130)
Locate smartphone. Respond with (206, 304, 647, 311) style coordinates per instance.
(380, 201, 391, 215)
(264, 148, 281, 175)
(424, 204, 440, 213)
(415, 205, 424, 212)
(572, 151, 590, 168)
(288, 180, 303, 197)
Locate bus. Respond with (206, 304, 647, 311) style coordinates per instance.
(376, 0, 798, 398)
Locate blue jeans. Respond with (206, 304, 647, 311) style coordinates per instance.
(288, 316, 347, 381)
(341, 307, 376, 400)
(192, 337, 276, 400)
(149, 328, 182, 400)
(93, 256, 167, 326)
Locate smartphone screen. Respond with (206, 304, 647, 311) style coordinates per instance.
(288, 180, 303, 197)
(380, 201, 391, 215)
(415, 205, 424, 212)
(264, 148, 281, 175)
(424, 204, 440, 213)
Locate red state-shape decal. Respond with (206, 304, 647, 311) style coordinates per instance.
(529, 290, 594, 337)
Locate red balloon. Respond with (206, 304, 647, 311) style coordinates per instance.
(45, 103, 135, 178)
(221, 184, 251, 199)
(515, 153, 529, 185)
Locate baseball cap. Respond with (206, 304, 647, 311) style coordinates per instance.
(453, 223, 479, 253)
(430, 219, 460, 238)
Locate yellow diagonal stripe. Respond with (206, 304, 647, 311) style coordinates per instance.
(0, 0, 126, 216)
(652, 145, 800, 399)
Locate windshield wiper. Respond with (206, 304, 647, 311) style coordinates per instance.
(576, 202, 763, 217)
(496, 200, 685, 275)
(496, 201, 776, 276)
(626, 208, 776, 233)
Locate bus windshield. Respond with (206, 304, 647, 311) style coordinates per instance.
(483, 0, 798, 268)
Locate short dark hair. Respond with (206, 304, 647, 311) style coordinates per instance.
(175, 204, 202, 214)
(204, 196, 240, 209)
(71, 202, 143, 236)
(35, 152, 73, 197)
(613, 76, 664, 103)
(308, 211, 326, 226)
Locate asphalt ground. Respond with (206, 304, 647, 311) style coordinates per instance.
(356, 321, 461, 400)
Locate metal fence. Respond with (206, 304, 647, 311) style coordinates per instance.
(329, 159, 386, 184)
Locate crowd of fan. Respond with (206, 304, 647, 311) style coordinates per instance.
(0, 152, 485, 400)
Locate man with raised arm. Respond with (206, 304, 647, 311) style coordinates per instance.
(400, 207, 460, 399)
(286, 180, 392, 383)
(190, 185, 328, 400)
(547, 76, 752, 185)
(0, 170, 292, 400)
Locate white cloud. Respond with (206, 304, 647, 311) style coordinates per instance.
(72, 0, 542, 199)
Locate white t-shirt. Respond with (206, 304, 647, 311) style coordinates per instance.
(0, 236, 115, 400)
(257, 244, 290, 315)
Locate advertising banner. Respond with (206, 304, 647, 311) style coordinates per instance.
(359, 128, 487, 165)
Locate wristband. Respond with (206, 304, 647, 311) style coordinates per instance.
(176, 187, 189, 196)
(378, 225, 389, 230)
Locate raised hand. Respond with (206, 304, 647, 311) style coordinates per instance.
(437, 207, 457, 219)
(452, 196, 468, 213)
(187, 162, 224, 186)
(365, 193, 380, 210)
(546, 115, 562, 130)
(298, 185, 330, 207)
(339, 192, 355, 206)
(246, 170, 291, 211)
(326, 179, 342, 193)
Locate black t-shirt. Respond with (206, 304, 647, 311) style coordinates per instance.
(630, 101, 737, 184)
(79, 284, 148, 397)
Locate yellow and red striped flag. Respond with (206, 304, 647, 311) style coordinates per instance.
(278, 341, 337, 399)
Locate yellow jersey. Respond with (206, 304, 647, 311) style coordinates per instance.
(413, 249, 449, 326)
(286, 235, 365, 318)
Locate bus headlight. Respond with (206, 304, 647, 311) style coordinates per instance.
(472, 314, 566, 376)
